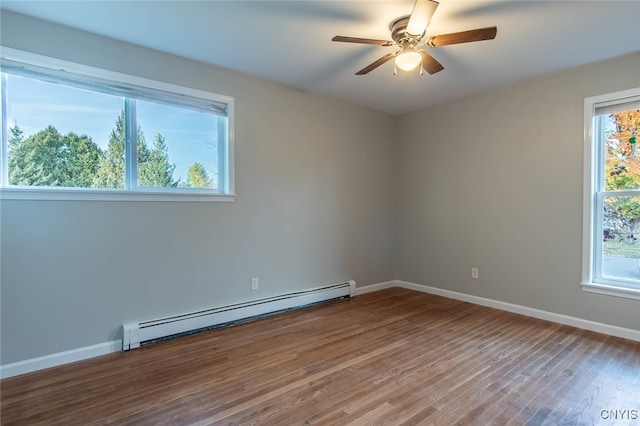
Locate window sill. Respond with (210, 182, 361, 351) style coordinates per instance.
(581, 281, 640, 301)
(0, 187, 235, 202)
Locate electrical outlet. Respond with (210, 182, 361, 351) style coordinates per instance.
(472, 268, 479, 279)
(251, 277, 259, 290)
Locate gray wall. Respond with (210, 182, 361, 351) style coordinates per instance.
(0, 12, 397, 363)
(397, 52, 640, 330)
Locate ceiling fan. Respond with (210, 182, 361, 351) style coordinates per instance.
(332, 0, 497, 75)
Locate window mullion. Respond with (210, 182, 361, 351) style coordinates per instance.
(600, 190, 640, 197)
(125, 98, 137, 190)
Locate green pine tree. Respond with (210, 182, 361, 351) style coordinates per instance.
(139, 133, 178, 187)
(93, 111, 149, 188)
(185, 162, 211, 188)
(8, 122, 24, 151)
(93, 112, 126, 188)
(63, 132, 102, 188)
(8, 124, 102, 188)
(8, 125, 65, 186)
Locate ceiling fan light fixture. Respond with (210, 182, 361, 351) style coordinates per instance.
(395, 49, 422, 72)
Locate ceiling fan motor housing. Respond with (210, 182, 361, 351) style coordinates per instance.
(390, 16, 422, 45)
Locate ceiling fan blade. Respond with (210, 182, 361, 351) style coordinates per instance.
(332, 36, 394, 46)
(426, 26, 497, 47)
(406, 0, 439, 37)
(355, 53, 396, 75)
(419, 50, 444, 75)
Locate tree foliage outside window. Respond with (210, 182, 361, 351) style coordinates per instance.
(7, 112, 185, 189)
(185, 162, 212, 188)
(8, 124, 102, 187)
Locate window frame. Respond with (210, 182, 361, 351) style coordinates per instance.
(0, 47, 235, 202)
(582, 87, 640, 300)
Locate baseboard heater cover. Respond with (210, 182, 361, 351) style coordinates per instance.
(122, 280, 356, 350)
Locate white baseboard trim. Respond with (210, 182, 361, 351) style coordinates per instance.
(0, 340, 121, 379)
(355, 280, 395, 295)
(395, 280, 640, 342)
(4, 279, 637, 380)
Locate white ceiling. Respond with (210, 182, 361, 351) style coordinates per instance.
(1, 1, 639, 115)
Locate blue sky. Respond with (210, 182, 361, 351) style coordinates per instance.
(5, 73, 220, 183)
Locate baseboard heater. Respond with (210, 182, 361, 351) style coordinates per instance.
(122, 280, 356, 350)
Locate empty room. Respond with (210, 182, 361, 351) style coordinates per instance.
(1, 1, 639, 424)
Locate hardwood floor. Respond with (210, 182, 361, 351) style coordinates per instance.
(1, 288, 639, 425)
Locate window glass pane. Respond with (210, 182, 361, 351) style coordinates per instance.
(602, 108, 640, 191)
(4, 73, 125, 189)
(2, 55, 232, 197)
(136, 100, 221, 189)
(602, 194, 640, 284)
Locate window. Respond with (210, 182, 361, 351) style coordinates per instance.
(0, 48, 234, 201)
(583, 88, 640, 300)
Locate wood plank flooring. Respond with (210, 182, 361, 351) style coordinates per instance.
(1, 288, 639, 425)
